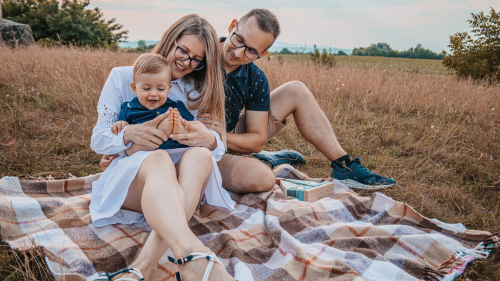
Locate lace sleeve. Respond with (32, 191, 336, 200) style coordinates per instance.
(90, 68, 132, 155)
(96, 102, 119, 128)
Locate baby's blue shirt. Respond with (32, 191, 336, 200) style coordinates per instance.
(118, 96, 194, 150)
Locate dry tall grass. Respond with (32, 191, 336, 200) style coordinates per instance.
(1, 46, 500, 280)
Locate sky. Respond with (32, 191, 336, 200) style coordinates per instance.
(88, 0, 498, 52)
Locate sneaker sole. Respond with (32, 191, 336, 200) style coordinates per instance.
(254, 150, 306, 165)
(256, 149, 300, 155)
(337, 179, 394, 190)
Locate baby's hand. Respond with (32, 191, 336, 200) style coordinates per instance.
(111, 121, 129, 135)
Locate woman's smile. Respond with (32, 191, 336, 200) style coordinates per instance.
(174, 61, 187, 72)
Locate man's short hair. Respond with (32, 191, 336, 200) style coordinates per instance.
(133, 53, 171, 82)
(240, 9, 280, 39)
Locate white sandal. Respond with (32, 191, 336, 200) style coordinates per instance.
(168, 252, 235, 281)
(95, 267, 145, 281)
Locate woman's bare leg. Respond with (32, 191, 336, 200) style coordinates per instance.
(118, 149, 233, 280)
(175, 147, 212, 215)
(172, 148, 233, 280)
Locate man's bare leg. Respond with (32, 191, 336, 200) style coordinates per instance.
(269, 81, 347, 161)
(227, 156, 277, 193)
(264, 81, 395, 188)
(221, 81, 347, 194)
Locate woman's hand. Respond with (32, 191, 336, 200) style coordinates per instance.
(100, 154, 115, 171)
(123, 111, 170, 149)
(170, 119, 217, 150)
(197, 111, 222, 138)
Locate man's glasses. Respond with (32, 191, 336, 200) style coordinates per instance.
(229, 30, 263, 61)
(174, 41, 204, 70)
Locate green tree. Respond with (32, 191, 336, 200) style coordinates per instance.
(352, 42, 444, 60)
(337, 50, 348, 56)
(310, 44, 321, 63)
(310, 44, 335, 67)
(137, 40, 146, 47)
(2, 0, 128, 49)
(320, 48, 335, 67)
(443, 7, 500, 80)
(279, 47, 293, 54)
(136, 42, 157, 53)
(387, 50, 398, 57)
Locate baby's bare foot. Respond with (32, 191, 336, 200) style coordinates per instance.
(157, 112, 174, 136)
(172, 109, 190, 135)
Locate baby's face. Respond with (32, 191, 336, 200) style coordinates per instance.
(132, 70, 172, 110)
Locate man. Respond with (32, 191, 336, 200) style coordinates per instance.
(101, 9, 395, 193)
(196, 9, 395, 193)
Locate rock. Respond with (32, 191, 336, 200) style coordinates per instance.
(0, 18, 35, 47)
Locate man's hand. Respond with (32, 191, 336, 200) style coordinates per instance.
(100, 154, 115, 171)
(111, 121, 129, 135)
(170, 119, 217, 150)
(197, 111, 222, 138)
(123, 110, 171, 149)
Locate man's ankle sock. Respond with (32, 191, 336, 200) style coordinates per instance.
(331, 154, 353, 169)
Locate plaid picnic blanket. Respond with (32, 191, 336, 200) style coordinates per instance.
(0, 165, 498, 281)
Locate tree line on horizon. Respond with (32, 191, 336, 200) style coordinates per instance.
(352, 42, 446, 60)
(272, 42, 445, 60)
(270, 47, 348, 56)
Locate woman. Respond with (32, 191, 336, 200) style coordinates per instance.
(90, 15, 235, 281)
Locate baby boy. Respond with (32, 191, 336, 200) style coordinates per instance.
(111, 53, 191, 156)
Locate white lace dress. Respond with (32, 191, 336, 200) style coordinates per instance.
(89, 66, 235, 228)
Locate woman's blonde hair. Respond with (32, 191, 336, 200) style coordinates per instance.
(152, 14, 226, 144)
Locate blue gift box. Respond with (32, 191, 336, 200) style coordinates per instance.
(279, 179, 335, 202)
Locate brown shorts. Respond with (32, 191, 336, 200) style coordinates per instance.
(217, 110, 286, 192)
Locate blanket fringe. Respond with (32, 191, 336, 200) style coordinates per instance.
(423, 267, 446, 281)
(425, 235, 499, 281)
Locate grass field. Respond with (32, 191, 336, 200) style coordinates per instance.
(270, 54, 449, 74)
(1, 46, 500, 280)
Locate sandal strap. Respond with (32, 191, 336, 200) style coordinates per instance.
(96, 268, 145, 281)
(168, 252, 224, 281)
(96, 272, 113, 281)
(106, 268, 144, 281)
(168, 254, 195, 265)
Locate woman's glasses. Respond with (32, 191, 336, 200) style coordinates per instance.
(229, 29, 262, 61)
(174, 41, 204, 70)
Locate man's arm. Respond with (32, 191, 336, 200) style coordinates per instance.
(226, 110, 268, 153)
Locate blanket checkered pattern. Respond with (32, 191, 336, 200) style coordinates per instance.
(0, 166, 497, 281)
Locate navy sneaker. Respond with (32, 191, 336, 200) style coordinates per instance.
(331, 157, 395, 189)
(252, 150, 306, 169)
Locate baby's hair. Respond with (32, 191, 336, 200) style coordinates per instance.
(133, 53, 171, 82)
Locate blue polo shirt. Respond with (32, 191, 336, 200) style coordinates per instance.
(118, 97, 194, 150)
(220, 37, 270, 132)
